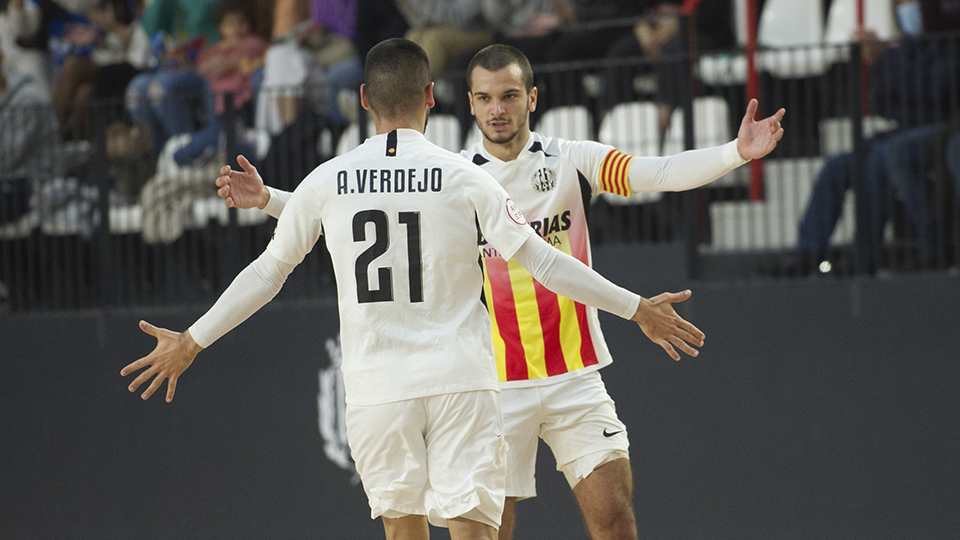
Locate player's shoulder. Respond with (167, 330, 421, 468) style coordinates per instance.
(531, 132, 610, 156)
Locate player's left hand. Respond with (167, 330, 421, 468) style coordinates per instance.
(736, 99, 785, 161)
(120, 321, 202, 402)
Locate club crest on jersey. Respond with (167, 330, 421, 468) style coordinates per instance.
(506, 198, 526, 225)
(531, 167, 557, 192)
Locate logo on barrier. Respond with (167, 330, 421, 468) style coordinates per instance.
(318, 334, 359, 482)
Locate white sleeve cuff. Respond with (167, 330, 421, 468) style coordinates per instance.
(262, 186, 291, 219)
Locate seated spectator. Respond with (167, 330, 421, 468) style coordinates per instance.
(124, 0, 221, 160)
(597, 0, 734, 137)
(256, 0, 364, 135)
(540, 0, 641, 65)
(51, 0, 150, 139)
(5, 0, 102, 91)
(797, 0, 960, 272)
(173, 0, 265, 166)
(397, 0, 492, 78)
(478, 0, 570, 66)
(0, 50, 60, 224)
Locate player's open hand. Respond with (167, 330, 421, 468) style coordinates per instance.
(120, 321, 202, 402)
(631, 290, 705, 361)
(736, 99, 785, 161)
(216, 155, 268, 210)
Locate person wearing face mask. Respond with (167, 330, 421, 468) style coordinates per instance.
(797, 0, 960, 273)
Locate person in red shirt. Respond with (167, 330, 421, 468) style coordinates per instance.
(173, 0, 266, 166)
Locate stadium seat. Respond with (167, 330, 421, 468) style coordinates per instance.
(825, 0, 898, 44)
(756, 0, 830, 78)
(336, 120, 378, 156)
(424, 114, 463, 153)
(661, 96, 733, 156)
(535, 105, 594, 141)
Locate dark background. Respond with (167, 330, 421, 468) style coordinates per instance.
(2, 245, 959, 539)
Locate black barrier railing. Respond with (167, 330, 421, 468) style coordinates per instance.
(1, 34, 959, 312)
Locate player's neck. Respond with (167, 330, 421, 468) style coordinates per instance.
(374, 113, 427, 136)
(483, 129, 530, 163)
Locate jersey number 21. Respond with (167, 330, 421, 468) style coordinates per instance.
(353, 210, 423, 303)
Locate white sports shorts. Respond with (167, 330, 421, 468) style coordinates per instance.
(345, 390, 507, 529)
(501, 371, 629, 498)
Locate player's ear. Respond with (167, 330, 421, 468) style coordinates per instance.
(360, 84, 371, 111)
(468, 92, 476, 116)
(528, 87, 538, 113)
(424, 82, 435, 109)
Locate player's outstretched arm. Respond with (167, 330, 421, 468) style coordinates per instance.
(216, 155, 270, 210)
(121, 321, 203, 402)
(736, 98, 785, 161)
(624, 99, 785, 194)
(630, 290, 704, 361)
(510, 235, 704, 361)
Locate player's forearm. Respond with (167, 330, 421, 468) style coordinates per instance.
(188, 251, 294, 348)
(262, 186, 292, 219)
(511, 236, 640, 319)
(628, 139, 747, 193)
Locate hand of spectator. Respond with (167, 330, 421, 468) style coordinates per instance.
(121, 321, 202, 402)
(736, 99, 785, 161)
(66, 24, 99, 46)
(216, 155, 270, 210)
(85, 6, 114, 31)
(239, 56, 263, 76)
(633, 12, 680, 57)
(631, 290, 704, 361)
(522, 13, 563, 37)
(852, 27, 886, 66)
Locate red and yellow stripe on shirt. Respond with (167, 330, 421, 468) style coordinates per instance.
(599, 149, 635, 197)
(481, 233, 599, 383)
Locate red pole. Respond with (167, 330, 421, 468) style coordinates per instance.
(746, 0, 763, 200)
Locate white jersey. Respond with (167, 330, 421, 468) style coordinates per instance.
(461, 133, 632, 388)
(268, 129, 537, 406)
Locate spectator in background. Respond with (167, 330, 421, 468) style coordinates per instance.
(173, 0, 265, 166)
(597, 0, 734, 137)
(256, 0, 364, 135)
(51, 0, 149, 140)
(124, 0, 221, 160)
(396, 0, 492, 78)
(0, 50, 60, 224)
(479, 0, 572, 65)
(5, 0, 102, 90)
(798, 0, 960, 272)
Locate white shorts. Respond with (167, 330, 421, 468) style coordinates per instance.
(501, 371, 629, 498)
(345, 390, 507, 529)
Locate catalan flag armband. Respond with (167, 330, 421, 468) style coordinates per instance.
(599, 149, 635, 197)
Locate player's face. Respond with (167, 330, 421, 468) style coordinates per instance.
(468, 65, 537, 146)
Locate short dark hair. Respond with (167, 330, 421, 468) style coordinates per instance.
(364, 38, 432, 120)
(214, 0, 253, 28)
(466, 44, 534, 92)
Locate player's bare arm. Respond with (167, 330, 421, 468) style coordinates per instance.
(216, 154, 270, 210)
(630, 290, 704, 362)
(121, 321, 203, 402)
(736, 98, 786, 161)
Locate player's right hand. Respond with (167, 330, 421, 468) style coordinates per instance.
(121, 321, 202, 403)
(631, 290, 705, 361)
(216, 155, 269, 210)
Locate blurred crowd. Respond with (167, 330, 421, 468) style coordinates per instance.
(1, 0, 959, 271)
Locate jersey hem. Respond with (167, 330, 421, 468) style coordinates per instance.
(496, 361, 609, 390)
